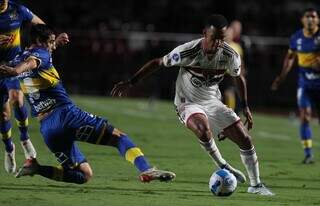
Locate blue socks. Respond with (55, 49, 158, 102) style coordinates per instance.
(14, 105, 29, 141)
(300, 122, 312, 157)
(1, 120, 14, 153)
(117, 135, 151, 172)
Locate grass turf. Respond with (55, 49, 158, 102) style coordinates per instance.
(0, 96, 319, 206)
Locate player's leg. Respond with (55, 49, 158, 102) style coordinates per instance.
(16, 107, 91, 184)
(64, 105, 175, 182)
(96, 127, 175, 182)
(1, 91, 16, 173)
(176, 103, 246, 183)
(16, 147, 93, 184)
(223, 121, 274, 195)
(297, 87, 313, 164)
(8, 81, 36, 159)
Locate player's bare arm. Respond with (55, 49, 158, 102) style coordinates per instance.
(271, 50, 297, 90)
(234, 74, 253, 130)
(111, 58, 164, 97)
(0, 58, 38, 77)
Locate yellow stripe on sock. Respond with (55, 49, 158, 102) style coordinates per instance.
(1, 129, 12, 139)
(52, 166, 64, 181)
(301, 140, 312, 148)
(125, 147, 144, 164)
(15, 118, 29, 127)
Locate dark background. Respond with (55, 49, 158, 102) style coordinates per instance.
(20, 0, 319, 110)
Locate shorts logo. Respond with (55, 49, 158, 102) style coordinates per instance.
(172, 53, 180, 62)
(55, 152, 69, 165)
(76, 125, 94, 142)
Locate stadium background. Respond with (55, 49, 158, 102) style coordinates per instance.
(22, 0, 318, 109)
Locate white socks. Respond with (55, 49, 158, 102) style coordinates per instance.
(199, 138, 227, 167)
(240, 147, 261, 186)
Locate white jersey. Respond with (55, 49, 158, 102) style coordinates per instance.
(162, 38, 241, 105)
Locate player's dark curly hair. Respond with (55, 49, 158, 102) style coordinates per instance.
(30, 24, 54, 44)
(303, 8, 319, 16)
(203, 14, 228, 39)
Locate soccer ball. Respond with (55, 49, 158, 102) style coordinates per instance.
(209, 169, 237, 196)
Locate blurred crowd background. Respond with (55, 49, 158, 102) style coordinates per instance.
(20, 0, 318, 109)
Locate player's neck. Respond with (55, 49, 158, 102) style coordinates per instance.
(303, 27, 319, 37)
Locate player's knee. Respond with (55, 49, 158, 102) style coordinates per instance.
(79, 163, 93, 183)
(83, 171, 93, 183)
(197, 126, 212, 142)
(1, 110, 10, 121)
(301, 115, 311, 123)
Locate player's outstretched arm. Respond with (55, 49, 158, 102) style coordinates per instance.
(111, 58, 163, 97)
(0, 58, 38, 77)
(271, 50, 296, 90)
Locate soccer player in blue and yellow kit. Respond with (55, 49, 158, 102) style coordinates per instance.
(0, 24, 175, 184)
(0, 0, 69, 173)
(272, 8, 320, 164)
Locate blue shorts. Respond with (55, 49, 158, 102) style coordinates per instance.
(40, 104, 114, 168)
(0, 80, 9, 106)
(297, 87, 320, 108)
(5, 78, 20, 90)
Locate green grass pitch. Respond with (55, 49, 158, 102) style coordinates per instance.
(0, 96, 319, 206)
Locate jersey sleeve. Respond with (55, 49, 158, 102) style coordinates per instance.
(18, 5, 34, 22)
(226, 52, 241, 77)
(27, 50, 49, 69)
(289, 34, 297, 51)
(162, 41, 199, 67)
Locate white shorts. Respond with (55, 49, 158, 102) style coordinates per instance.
(175, 99, 240, 137)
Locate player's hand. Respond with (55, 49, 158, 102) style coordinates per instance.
(111, 81, 132, 97)
(0, 35, 10, 45)
(271, 76, 281, 91)
(243, 106, 253, 130)
(55, 33, 70, 47)
(0, 65, 14, 77)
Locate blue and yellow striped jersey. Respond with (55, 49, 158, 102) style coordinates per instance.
(289, 29, 320, 88)
(9, 47, 73, 117)
(0, 1, 33, 62)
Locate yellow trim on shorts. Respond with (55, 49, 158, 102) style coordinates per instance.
(301, 140, 312, 148)
(125, 147, 144, 164)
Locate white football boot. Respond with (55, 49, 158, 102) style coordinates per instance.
(4, 143, 16, 174)
(222, 163, 246, 183)
(248, 183, 275, 196)
(21, 139, 37, 159)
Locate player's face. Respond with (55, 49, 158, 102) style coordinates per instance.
(46, 34, 56, 53)
(203, 26, 227, 55)
(0, 0, 8, 13)
(301, 11, 319, 30)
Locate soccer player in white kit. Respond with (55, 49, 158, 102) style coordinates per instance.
(112, 14, 274, 196)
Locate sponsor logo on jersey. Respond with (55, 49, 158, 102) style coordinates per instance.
(33, 98, 56, 112)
